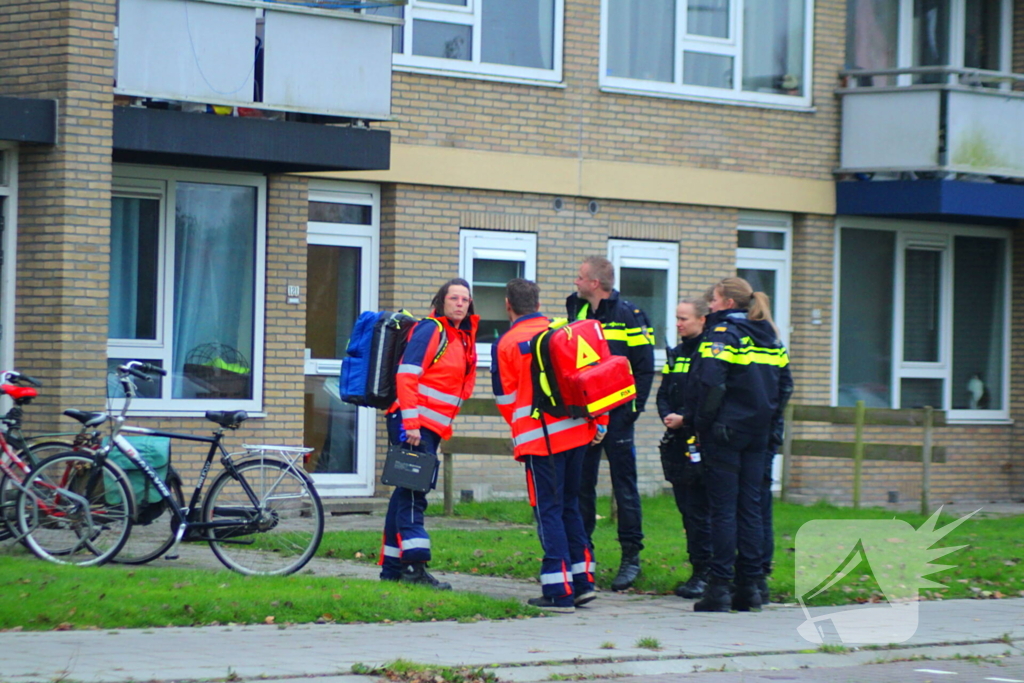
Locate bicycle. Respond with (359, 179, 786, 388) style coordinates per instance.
(53, 361, 325, 575)
(0, 371, 77, 543)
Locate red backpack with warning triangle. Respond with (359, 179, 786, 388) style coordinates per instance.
(531, 318, 637, 419)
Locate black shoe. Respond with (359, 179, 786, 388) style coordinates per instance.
(527, 596, 575, 614)
(611, 553, 641, 591)
(674, 564, 709, 599)
(574, 590, 597, 607)
(400, 563, 452, 591)
(732, 581, 763, 612)
(757, 577, 770, 605)
(694, 578, 732, 612)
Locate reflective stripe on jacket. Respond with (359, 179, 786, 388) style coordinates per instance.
(565, 290, 656, 413)
(391, 314, 479, 440)
(491, 313, 604, 460)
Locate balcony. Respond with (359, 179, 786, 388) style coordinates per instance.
(837, 67, 1024, 181)
(115, 0, 402, 121)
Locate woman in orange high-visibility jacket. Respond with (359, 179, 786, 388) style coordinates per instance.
(379, 278, 479, 590)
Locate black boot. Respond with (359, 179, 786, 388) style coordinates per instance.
(611, 551, 641, 591)
(400, 563, 452, 591)
(694, 576, 732, 612)
(732, 579, 763, 612)
(674, 563, 709, 599)
(757, 576, 770, 605)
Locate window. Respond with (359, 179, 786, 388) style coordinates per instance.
(736, 215, 792, 347)
(601, 0, 813, 106)
(835, 220, 1009, 420)
(362, 0, 564, 83)
(608, 240, 678, 351)
(459, 230, 537, 356)
(108, 168, 266, 412)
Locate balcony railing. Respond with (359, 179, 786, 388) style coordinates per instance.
(115, 0, 403, 120)
(837, 66, 1024, 181)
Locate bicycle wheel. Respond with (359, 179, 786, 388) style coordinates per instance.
(16, 452, 134, 566)
(22, 440, 77, 469)
(0, 471, 24, 541)
(113, 468, 185, 565)
(203, 459, 323, 576)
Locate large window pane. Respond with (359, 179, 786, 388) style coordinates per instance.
(619, 267, 666, 346)
(738, 230, 785, 250)
(304, 375, 358, 475)
(684, 52, 733, 88)
(742, 0, 805, 95)
(473, 258, 523, 344)
(413, 20, 472, 60)
(838, 229, 894, 407)
(307, 245, 360, 360)
(482, 0, 554, 69)
(845, 0, 899, 86)
(173, 183, 257, 400)
(903, 249, 942, 363)
(900, 378, 943, 409)
(952, 236, 1004, 410)
(687, 0, 728, 38)
(110, 197, 160, 340)
(964, 0, 1001, 70)
(308, 201, 371, 225)
(913, 0, 950, 83)
(606, 0, 674, 81)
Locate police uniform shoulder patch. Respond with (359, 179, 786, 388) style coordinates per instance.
(710, 341, 725, 356)
(714, 326, 727, 332)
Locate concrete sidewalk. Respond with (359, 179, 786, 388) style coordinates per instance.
(0, 571, 1021, 683)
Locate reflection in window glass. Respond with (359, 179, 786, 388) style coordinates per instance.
(838, 228, 894, 408)
(304, 375, 358, 476)
(903, 249, 942, 363)
(607, 0, 674, 81)
(110, 197, 160, 340)
(173, 183, 256, 400)
(742, 0, 805, 94)
(106, 358, 163, 399)
(964, 0, 1001, 70)
(913, 0, 949, 83)
(952, 236, 1004, 410)
(845, 0, 898, 86)
(738, 230, 785, 250)
(620, 267, 666, 346)
(306, 245, 361, 360)
(687, 0, 729, 38)
(684, 52, 733, 88)
(472, 259, 523, 344)
(308, 201, 371, 225)
(482, 0, 555, 69)
(413, 20, 472, 60)
(901, 378, 943, 409)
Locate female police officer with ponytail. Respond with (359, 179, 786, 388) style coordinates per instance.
(690, 277, 792, 613)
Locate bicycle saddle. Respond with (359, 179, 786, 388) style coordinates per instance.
(1, 384, 37, 401)
(63, 409, 108, 426)
(205, 410, 248, 428)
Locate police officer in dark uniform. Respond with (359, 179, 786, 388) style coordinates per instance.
(567, 256, 655, 591)
(691, 277, 792, 612)
(657, 297, 713, 599)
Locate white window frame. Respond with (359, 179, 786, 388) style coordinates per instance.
(0, 145, 17, 378)
(459, 229, 537, 363)
(387, 0, 565, 85)
(736, 213, 792, 348)
(607, 239, 679, 363)
(108, 166, 267, 415)
(599, 0, 815, 109)
(832, 217, 1012, 423)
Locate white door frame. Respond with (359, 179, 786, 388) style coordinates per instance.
(0, 144, 17, 378)
(306, 181, 380, 497)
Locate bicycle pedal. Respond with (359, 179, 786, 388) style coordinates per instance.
(163, 553, 179, 560)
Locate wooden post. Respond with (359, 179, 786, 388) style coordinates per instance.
(781, 402, 794, 503)
(920, 405, 933, 515)
(852, 400, 866, 510)
(443, 451, 454, 516)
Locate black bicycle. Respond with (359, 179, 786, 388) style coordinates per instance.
(24, 361, 325, 575)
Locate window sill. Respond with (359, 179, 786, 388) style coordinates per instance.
(599, 84, 816, 113)
(109, 410, 267, 420)
(395, 64, 566, 89)
(944, 417, 1013, 426)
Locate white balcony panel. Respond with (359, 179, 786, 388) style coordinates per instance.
(262, 10, 393, 120)
(117, 0, 255, 105)
(840, 90, 941, 171)
(947, 91, 1024, 178)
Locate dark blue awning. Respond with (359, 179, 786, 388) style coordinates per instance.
(0, 96, 57, 144)
(836, 180, 1024, 224)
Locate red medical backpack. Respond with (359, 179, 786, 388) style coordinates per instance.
(531, 319, 637, 419)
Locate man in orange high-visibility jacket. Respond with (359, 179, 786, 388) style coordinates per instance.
(492, 278, 608, 613)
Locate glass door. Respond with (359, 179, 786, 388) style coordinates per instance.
(304, 185, 379, 497)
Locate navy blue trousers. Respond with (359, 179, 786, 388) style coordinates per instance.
(761, 453, 776, 576)
(702, 428, 768, 583)
(669, 472, 712, 569)
(525, 445, 594, 606)
(379, 411, 440, 580)
(578, 405, 644, 552)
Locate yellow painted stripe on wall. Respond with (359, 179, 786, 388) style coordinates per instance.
(310, 144, 836, 215)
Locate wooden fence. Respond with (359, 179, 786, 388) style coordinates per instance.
(781, 401, 946, 512)
(439, 398, 512, 515)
